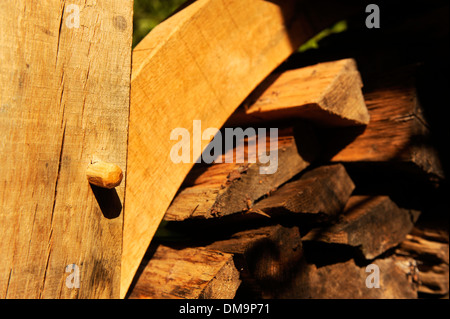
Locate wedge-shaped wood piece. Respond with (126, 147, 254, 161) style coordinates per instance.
(226, 59, 370, 127)
(128, 246, 240, 299)
(206, 225, 303, 295)
(251, 164, 354, 219)
(303, 196, 421, 259)
(323, 80, 444, 180)
(0, 1, 132, 298)
(163, 125, 319, 221)
(123, 0, 367, 296)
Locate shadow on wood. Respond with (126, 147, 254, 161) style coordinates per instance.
(90, 185, 122, 220)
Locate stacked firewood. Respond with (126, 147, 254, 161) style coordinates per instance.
(127, 3, 448, 299)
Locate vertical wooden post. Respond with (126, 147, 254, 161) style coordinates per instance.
(0, 0, 132, 298)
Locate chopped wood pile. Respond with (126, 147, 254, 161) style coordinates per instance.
(1, 0, 447, 301)
(126, 1, 448, 300)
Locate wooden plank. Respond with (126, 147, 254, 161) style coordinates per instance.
(226, 59, 370, 127)
(251, 164, 354, 220)
(321, 75, 445, 180)
(0, 0, 132, 298)
(303, 196, 421, 259)
(128, 245, 240, 299)
(163, 125, 319, 221)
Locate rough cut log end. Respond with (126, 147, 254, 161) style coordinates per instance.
(303, 196, 421, 260)
(228, 58, 370, 127)
(251, 164, 355, 219)
(128, 246, 241, 299)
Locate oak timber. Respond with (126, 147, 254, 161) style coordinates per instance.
(127, 245, 240, 299)
(251, 164, 354, 219)
(163, 125, 319, 221)
(303, 196, 421, 259)
(226, 59, 370, 127)
(0, 0, 132, 298)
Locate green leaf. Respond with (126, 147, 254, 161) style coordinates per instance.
(299, 20, 348, 53)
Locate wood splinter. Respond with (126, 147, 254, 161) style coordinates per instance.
(86, 159, 123, 189)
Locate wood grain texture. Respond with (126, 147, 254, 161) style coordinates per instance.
(251, 164, 354, 219)
(163, 125, 318, 221)
(123, 0, 318, 296)
(123, 0, 366, 297)
(128, 245, 240, 299)
(303, 196, 421, 260)
(283, 257, 417, 299)
(226, 59, 370, 127)
(322, 82, 444, 179)
(396, 232, 449, 296)
(0, 0, 132, 298)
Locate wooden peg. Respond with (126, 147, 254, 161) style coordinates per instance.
(86, 158, 123, 189)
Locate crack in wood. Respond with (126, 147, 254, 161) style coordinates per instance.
(4, 269, 12, 299)
(39, 122, 66, 297)
(55, 2, 66, 68)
